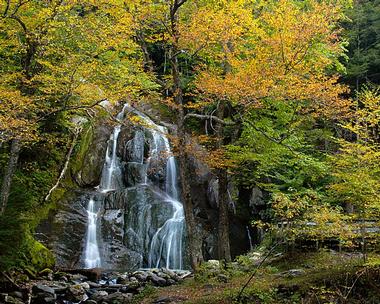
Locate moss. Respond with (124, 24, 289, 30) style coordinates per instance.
(69, 122, 94, 178)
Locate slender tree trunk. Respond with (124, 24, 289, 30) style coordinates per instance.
(0, 139, 21, 215)
(170, 0, 203, 270)
(215, 101, 232, 263)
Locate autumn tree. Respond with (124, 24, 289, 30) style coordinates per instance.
(329, 86, 380, 251)
(0, 0, 153, 214)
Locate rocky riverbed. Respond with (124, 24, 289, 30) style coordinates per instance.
(0, 268, 192, 304)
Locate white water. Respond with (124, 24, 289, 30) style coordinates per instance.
(123, 105, 185, 269)
(84, 199, 101, 268)
(99, 105, 128, 192)
(84, 105, 127, 269)
(246, 226, 253, 251)
(83, 103, 185, 270)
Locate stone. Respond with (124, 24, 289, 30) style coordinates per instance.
(90, 290, 109, 302)
(116, 274, 130, 284)
(104, 292, 133, 304)
(149, 273, 167, 287)
(33, 284, 55, 295)
(124, 281, 140, 292)
(74, 124, 113, 187)
(217, 274, 229, 283)
(279, 269, 306, 278)
(88, 281, 101, 288)
(4, 295, 24, 304)
(10, 291, 23, 299)
(161, 268, 177, 280)
(32, 284, 56, 304)
(52, 286, 67, 294)
(153, 296, 172, 303)
(80, 282, 90, 290)
(133, 271, 149, 282)
(69, 273, 88, 282)
(66, 284, 87, 302)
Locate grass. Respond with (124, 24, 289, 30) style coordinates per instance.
(138, 249, 380, 304)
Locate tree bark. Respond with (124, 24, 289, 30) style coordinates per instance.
(215, 101, 232, 263)
(170, 0, 203, 270)
(0, 139, 21, 215)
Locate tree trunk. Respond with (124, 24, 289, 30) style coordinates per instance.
(170, 0, 203, 270)
(0, 139, 21, 215)
(215, 101, 232, 263)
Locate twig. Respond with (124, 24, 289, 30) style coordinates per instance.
(1, 271, 21, 289)
(236, 242, 282, 302)
(344, 269, 365, 301)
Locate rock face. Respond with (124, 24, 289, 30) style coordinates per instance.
(74, 124, 113, 188)
(36, 105, 256, 270)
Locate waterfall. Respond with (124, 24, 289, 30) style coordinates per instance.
(246, 226, 253, 251)
(84, 198, 101, 268)
(83, 103, 185, 270)
(124, 106, 185, 270)
(99, 104, 128, 192)
(83, 105, 127, 269)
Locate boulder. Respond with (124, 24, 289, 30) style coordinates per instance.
(149, 273, 167, 287)
(104, 292, 133, 304)
(66, 284, 87, 302)
(90, 290, 109, 302)
(32, 284, 56, 304)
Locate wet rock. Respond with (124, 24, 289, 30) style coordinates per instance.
(125, 162, 147, 186)
(52, 285, 67, 294)
(124, 281, 141, 292)
(124, 129, 145, 163)
(69, 273, 88, 283)
(133, 271, 149, 282)
(79, 282, 90, 290)
(32, 284, 56, 304)
(90, 290, 109, 302)
(32, 284, 55, 295)
(116, 274, 130, 284)
(149, 273, 167, 287)
(161, 268, 178, 281)
(88, 281, 101, 288)
(104, 291, 133, 303)
(66, 284, 87, 302)
(74, 124, 112, 187)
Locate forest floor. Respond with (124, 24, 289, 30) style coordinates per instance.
(136, 249, 380, 304)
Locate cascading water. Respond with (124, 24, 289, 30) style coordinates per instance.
(84, 198, 101, 268)
(125, 107, 185, 269)
(83, 103, 185, 270)
(83, 105, 127, 269)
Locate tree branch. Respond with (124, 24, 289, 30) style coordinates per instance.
(37, 99, 107, 122)
(3, 0, 10, 17)
(184, 113, 236, 126)
(44, 129, 80, 202)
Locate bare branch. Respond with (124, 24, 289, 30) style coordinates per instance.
(37, 99, 107, 122)
(45, 129, 80, 202)
(184, 113, 236, 126)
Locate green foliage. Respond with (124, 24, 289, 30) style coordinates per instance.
(342, 0, 380, 87)
(228, 99, 331, 193)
